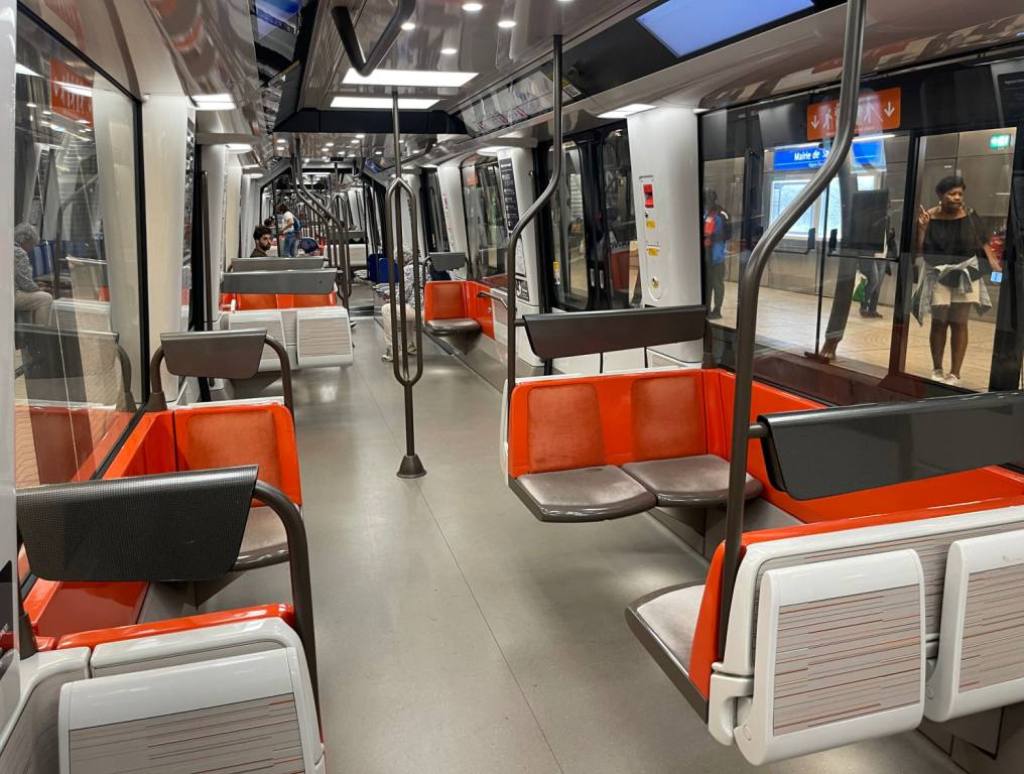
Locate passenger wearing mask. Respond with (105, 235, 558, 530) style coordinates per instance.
(13, 223, 52, 326)
(250, 225, 274, 257)
(703, 190, 731, 320)
(913, 175, 1001, 386)
(277, 203, 298, 257)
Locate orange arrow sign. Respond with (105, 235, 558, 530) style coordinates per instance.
(807, 87, 901, 141)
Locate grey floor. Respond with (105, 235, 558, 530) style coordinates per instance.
(288, 321, 964, 774)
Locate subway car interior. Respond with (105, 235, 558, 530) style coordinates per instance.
(5, 0, 1024, 771)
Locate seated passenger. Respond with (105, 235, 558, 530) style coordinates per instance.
(13, 223, 53, 326)
(250, 225, 274, 257)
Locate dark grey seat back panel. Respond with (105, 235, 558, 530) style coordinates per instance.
(428, 252, 468, 272)
(523, 305, 706, 360)
(232, 257, 324, 271)
(18, 467, 258, 582)
(759, 391, 1024, 500)
(221, 269, 336, 295)
(161, 330, 267, 380)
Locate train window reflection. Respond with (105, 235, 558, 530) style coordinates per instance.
(550, 144, 589, 309)
(905, 128, 1017, 390)
(13, 12, 142, 487)
(461, 158, 507, 280)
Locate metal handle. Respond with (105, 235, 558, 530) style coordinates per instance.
(477, 289, 508, 307)
(717, 0, 867, 655)
(291, 149, 351, 309)
(505, 35, 564, 436)
(332, 0, 416, 77)
(252, 480, 319, 713)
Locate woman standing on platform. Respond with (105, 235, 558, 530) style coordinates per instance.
(914, 175, 1001, 386)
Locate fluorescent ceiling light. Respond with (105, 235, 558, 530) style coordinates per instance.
(26, 102, 37, 108)
(343, 67, 477, 88)
(225, 143, 252, 152)
(853, 133, 895, 143)
(497, 19, 516, 29)
(351, 139, 360, 144)
(331, 96, 439, 110)
(193, 93, 236, 111)
(478, 146, 503, 155)
(401, 21, 416, 31)
(463, 2, 483, 11)
(597, 103, 655, 119)
(324, 142, 334, 147)
(15, 63, 41, 77)
(355, 133, 365, 138)
(441, 47, 457, 56)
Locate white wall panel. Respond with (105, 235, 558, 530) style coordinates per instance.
(142, 95, 191, 396)
(627, 107, 704, 364)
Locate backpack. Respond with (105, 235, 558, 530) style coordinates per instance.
(292, 214, 302, 237)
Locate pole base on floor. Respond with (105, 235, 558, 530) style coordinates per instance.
(397, 454, 426, 479)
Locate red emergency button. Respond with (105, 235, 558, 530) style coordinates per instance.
(643, 183, 654, 208)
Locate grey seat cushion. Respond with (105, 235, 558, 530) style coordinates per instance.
(623, 454, 763, 507)
(515, 465, 657, 522)
(234, 506, 289, 571)
(426, 318, 482, 334)
(630, 583, 706, 673)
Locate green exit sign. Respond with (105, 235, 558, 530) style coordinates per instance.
(990, 133, 1012, 150)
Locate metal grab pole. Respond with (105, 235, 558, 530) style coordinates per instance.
(385, 89, 426, 479)
(717, 0, 867, 654)
(505, 35, 564, 463)
(292, 148, 351, 308)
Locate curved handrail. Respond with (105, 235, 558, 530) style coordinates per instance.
(505, 35, 564, 436)
(717, 0, 867, 654)
(331, 0, 416, 77)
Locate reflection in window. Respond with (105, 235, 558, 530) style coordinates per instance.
(13, 12, 142, 487)
(602, 129, 639, 308)
(461, 159, 507, 279)
(906, 128, 1017, 390)
(551, 144, 588, 309)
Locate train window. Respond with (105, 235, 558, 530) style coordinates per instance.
(461, 158, 507, 279)
(12, 11, 143, 487)
(602, 129, 640, 308)
(423, 170, 450, 253)
(551, 144, 589, 309)
(905, 128, 1017, 391)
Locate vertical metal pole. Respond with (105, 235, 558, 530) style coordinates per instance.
(504, 35, 564, 468)
(717, 0, 866, 655)
(386, 89, 426, 478)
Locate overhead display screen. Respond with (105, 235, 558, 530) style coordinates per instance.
(637, 0, 815, 59)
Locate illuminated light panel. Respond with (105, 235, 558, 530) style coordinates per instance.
(331, 96, 439, 110)
(193, 93, 236, 111)
(498, 19, 516, 29)
(225, 143, 252, 152)
(597, 103, 656, 119)
(343, 68, 477, 88)
(462, 3, 483, 11)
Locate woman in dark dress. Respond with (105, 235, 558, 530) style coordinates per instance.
(915, 175, 1001, 386)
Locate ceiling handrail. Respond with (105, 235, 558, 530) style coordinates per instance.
(331, 0, 416, 77)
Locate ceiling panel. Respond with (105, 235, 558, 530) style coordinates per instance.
(305, 0, 656, 109)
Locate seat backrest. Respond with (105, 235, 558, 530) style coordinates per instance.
(173, 404, 301, 504)
(424, 281, 466, 321)
(525, 383, 605, 473)
(716, 504, 1024, 682)
(631, 375, 706, 460)
(235, 293, 279, 311)
(735, 550, 925, 765)
(928, 528, 1024, 722)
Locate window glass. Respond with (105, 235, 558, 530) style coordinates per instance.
(550, 144, 588, 309)
(13, 12, 142, 487)
(461, 159, 507, 279)
(602, 129, 639, 307)
(706, 135, 909, 373)
(905, 128, 1017, 390)
(424, 171, 450, 253)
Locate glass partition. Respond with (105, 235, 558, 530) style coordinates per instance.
(13, 11, 143, 487)
(461, 158, 507, 279)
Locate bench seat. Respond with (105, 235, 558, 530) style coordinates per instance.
(623, 454, 762, 507)
(515, 465, 656, 522)
(426, 317, 482, 335)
